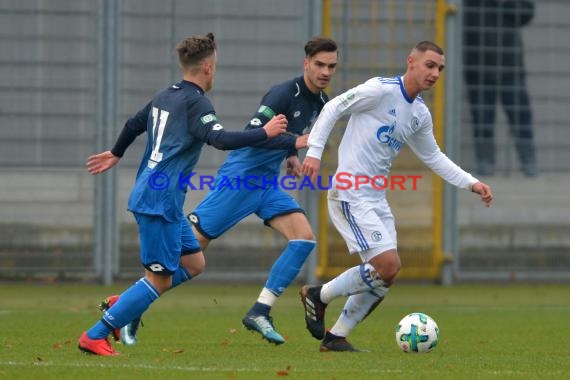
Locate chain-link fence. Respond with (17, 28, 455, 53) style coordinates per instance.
(1, 0, 569, 283)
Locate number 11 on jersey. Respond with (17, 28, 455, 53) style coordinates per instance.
(148, 107, 169, 168)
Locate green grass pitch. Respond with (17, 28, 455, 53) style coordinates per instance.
(1, 283, 569, 379)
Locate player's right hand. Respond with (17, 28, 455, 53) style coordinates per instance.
(472, 181, 493, 207)
(86, 150, 120, 174)
(263, 114, 288, 138)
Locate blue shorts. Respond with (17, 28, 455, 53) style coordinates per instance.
(189, 180, 304, 239)
(134, 213, 201, 274)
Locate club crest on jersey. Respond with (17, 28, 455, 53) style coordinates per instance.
(376, 123, 403, 152)
(411, 116, 420, 130)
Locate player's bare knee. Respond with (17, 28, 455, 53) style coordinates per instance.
(186, 261, 205, 277)
(382, 268, 400, 285)
(382, 259, 401, 282)
(369, 251, 401, 284)
(379, 268, 398, 284)
(181, 252, 205, 277)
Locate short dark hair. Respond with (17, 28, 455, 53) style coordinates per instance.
(176, 33, 216, 71)
(414, 41, 444, 55)
(304, 37, 338, 58)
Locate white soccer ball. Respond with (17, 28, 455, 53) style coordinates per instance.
(395, 312, 439, 353)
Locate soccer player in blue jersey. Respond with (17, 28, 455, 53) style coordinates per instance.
(188, 37, 339, 345)
(77, 33, 289, 356)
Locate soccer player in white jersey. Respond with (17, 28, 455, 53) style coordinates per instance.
(299, 41, 493, 351)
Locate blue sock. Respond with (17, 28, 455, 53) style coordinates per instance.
(87, 277, 160, 339)
(265, 240, 316, 296)
(171, 266, 192, 288)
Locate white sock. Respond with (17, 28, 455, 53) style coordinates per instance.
(320, 263, 384, 304)
(257, 287, 278, 307)
(329, 288, 388, 337)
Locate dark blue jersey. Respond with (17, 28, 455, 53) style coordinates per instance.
(126, 80, 269, 222)
(217, 76, 328, 185)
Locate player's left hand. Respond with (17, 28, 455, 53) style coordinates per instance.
(286, 156, 302, 177)
(263, 114, 288, 138)
(472, 181, 493, 207)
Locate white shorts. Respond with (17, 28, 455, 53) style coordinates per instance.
(327, 198, 397, 262)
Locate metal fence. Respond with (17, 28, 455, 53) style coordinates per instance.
(318, 0, 570, 282)
(454, 0, 570, 281)
(0, 0, 319, 282)
(1, 0, 569, 283)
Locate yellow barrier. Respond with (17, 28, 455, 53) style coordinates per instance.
(316, 0, 451, 281)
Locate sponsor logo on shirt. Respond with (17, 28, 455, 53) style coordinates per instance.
(376, 123, 404, 152)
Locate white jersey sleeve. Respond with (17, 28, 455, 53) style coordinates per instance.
(306, 79, 384, 160)
(407, 112, 479, 190)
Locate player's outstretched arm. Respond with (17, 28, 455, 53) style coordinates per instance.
(262, 114, 288, 138)
(204, 114, 288, 150)
(86, 151, 121, 175)
(88, 103, 149, 174)
(301, 156, 322, 183)
(471, 181, 493, 207)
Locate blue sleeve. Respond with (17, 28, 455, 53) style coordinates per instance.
(287, 145, 298, 158)
(111, 102, 150, 157)
(207, 128, 268, 150)
(186, 97, 269, 150)
(245, 85, 296, 150)
(253, 133, 296, 150)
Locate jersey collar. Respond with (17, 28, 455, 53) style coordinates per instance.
(297, 76, 325, 102)
(398, 76, 415, 104)
(178, 80, 205, 95)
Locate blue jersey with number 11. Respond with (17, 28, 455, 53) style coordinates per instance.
(128, 81, 224, 222)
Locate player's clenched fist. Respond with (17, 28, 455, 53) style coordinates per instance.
(263, 114, 288, 137)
